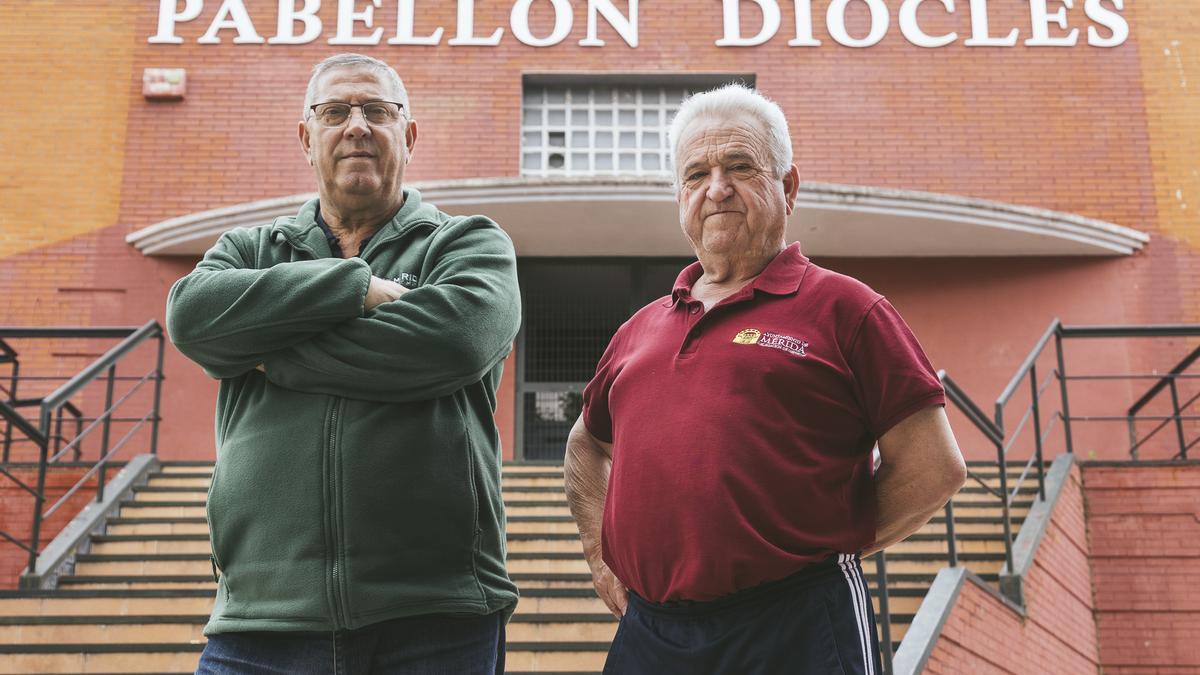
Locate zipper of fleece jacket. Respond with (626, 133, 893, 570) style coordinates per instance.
(324, 396, 349, 628)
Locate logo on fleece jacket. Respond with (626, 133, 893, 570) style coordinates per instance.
(392, 273, 419, 288)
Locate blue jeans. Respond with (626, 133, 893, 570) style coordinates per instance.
(196, 612, 505, 675)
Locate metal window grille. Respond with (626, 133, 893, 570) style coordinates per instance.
(516, 260, 690, 460)
(520, 84, 696, 177)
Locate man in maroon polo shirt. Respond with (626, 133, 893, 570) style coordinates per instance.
(564, 84, 967, 675)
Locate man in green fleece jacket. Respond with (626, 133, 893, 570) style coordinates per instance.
(167, 53, 520, 674)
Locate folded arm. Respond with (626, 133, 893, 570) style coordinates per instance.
(261, 219, 521, 403)
(166, 229, 371, 379)
(864, 405, 966, 556)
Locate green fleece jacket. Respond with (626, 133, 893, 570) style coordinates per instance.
(166, 189, 520, 634)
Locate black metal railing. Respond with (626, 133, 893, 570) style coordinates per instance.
(0, 322, 165, 574)
(873, 320, 1200, 674)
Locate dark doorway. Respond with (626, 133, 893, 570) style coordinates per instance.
(515, 258, 691, 461)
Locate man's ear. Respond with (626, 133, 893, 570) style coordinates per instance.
(404, 119, 418, 161)
(298, 119, 313, 165)
(782, 164, 800, 215)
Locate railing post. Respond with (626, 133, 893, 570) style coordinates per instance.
(944, 500, 958, 567)
(874, 550, 894, 675)
(1029, 363, 1046, 501)
(994, 428, 1015, 574)
(27, 407, 53, 573)
(53, 408, 64, 456)
(1055, 330, 1075, 454)
(96, 365, 117, 503)
(1127, 415, 1139, 461)
(1169, 377, 1188, 460)
(150, 334, 165, 456)
(3, 359, 19, 463)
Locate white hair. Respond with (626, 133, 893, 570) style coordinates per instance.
(668, 84, 792, 187)
(303, 53, 409, 119)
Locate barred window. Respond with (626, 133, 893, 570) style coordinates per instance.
(520, 75, 754, 177)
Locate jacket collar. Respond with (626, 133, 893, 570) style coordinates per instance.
(271, 188, 433, 254)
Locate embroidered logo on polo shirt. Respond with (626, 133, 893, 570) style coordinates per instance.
(392, 272, 419, 288)
(733, 329, 761, 344)
(733, 328, 808, 357)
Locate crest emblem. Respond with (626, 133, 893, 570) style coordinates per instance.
(733, 328, 762, 345)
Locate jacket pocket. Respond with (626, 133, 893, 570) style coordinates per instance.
(205, 467, 231, 597)
(339, 397, 479, 615)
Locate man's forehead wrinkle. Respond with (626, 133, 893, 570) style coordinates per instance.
(317, 69, 389, 103)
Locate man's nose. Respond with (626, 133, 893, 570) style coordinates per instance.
(343, 107, 371, 136)
(705, 169, 733, 202)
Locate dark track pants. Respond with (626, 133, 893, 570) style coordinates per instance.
(603, 554, 882, 675)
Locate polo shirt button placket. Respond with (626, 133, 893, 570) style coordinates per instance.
(679, 305, 703, 356)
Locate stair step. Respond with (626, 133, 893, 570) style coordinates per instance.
(0, 646, 203, 674)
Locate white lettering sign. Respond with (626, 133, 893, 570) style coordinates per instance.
(826, 0, 889, 48)
(1026, 0, 1078, 46)
(389, 0, 444, 44)
(448, 0, 504, 45)
(149, 0, 203, 44)
(787, 0, 820, 46)
(270, 0, 322, 44)
(899, 0, 957, 48)
(146, 0, 1130, 49)
(716, 0, 781, 47)
(1084, 0, 1127, 48)
(329, 0, 383, 45)
(580, 0, 637, 47)
(198, 0, 265, 44)
(965, 0, 1019, 46)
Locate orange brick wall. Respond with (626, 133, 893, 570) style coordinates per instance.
(0, 1, 1196, 462)
(0, 467, 100, 589)
(1085, 463, 1200, 673)
(923, 462, 1100, 673)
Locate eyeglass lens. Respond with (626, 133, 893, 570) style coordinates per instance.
(314, 102, 402, 127)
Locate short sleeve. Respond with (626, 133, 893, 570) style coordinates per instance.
(847, 298, 946, 438)
(581, 331, 625, 443)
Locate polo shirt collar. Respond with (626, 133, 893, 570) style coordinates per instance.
(671, 243, 809, 304)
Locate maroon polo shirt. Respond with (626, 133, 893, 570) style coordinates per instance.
(581, 243, 945, 603)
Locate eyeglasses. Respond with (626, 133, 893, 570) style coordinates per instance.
(307, 101, 406, 128)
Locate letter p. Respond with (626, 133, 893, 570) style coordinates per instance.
(149, 0, 204, 44)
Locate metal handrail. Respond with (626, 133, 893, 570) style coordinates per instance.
(875, 550, 894, 673)
(41, 322, 162, 411)
(1128, 389, 1200, 457)
(940, 371, 1014, 574)
(940, 373, 1003, 445)
(46, 369, 156, 464)
(885, 322, 1199, 673)
(0, 321, 164, 574)
(997, 320, 1061, 408)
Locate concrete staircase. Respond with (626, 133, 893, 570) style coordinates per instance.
(0, 461, 1037, 674)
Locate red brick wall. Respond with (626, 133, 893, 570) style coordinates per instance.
(0, 1, 1196, 461)
(1085, 463, 1200, 673)
(924, 463, 1100, 673)
(0, 467, 99, 589)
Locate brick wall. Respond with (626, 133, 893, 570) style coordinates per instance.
(1085, 462, 1200, 673)
(0, 1, 1196, 461)
(0, 467, 100, 589)
(923, 462, 1100, 673)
